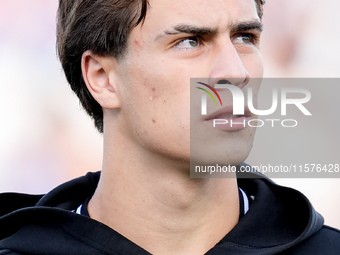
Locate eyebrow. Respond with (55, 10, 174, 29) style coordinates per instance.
(229, 20, 263, 33)
(155, 24, 218, 41)
(155, 20, 263, 41)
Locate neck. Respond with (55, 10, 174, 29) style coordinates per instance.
(88, 130, 240, 255)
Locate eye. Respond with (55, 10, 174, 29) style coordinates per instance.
(174, 37, 202, 50)
(233, 33, 257, 45)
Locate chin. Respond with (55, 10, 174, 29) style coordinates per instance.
(190, 142, 252, 167)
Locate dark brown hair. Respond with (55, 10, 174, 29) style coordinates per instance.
(57, 0, 264, 133)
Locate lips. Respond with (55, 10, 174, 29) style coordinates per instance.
(204, 105, 252, 121)
(203, 105, 252, 131)
(213, 113, 243, 119)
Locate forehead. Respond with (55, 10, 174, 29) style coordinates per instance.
(138, 0, 259, 35)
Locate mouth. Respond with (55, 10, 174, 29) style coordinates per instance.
(204, 105, 252, 121)
(203, 105, 252, 132)
(213, 113, 244, 119)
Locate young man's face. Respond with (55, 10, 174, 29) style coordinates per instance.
(113, 0, 263, 166)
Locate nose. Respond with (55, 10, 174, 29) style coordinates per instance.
(208, 40, 250, 88)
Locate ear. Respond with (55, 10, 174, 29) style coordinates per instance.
(81, 50, 120, 109)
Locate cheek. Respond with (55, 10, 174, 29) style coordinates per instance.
(119, 48, 193, 134)
(242, 51, 264, 78)
(121, 65, 189, 127)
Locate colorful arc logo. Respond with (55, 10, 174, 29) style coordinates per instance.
(196, 82, 223, 106)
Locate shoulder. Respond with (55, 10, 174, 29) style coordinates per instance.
(284, 225, 340, 254)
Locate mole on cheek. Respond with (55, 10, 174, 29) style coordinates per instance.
(134, 39, 142, 47)
(149, 88, 159, 101)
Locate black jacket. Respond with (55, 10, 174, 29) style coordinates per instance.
(0, 171, 339, 254)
